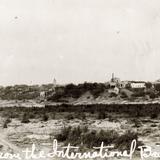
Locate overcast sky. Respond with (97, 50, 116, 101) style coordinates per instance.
(0, 0, 160, 85)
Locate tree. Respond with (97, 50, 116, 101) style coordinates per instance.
(145, 82, 152, 89)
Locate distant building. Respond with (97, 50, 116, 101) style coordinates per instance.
(109, 73, 123, 89)
(108, 87, 119, 95)
(111, 73, 120, 83)
(53, 78, 57, 88)
(40, 91, 46, 100)
(108, 73, 120, 94)
(107, 73, 148, 90)
(39, 78, 57, 100)
(52, 78, 57, 94)
(130, 82, 146, 89)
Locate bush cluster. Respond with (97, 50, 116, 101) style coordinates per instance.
(49, 82, 106, 101)
(55, 126, 139, 150)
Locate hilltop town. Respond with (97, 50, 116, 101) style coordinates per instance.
(0, 74, 160, 105)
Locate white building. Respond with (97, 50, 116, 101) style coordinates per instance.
(130, 82, 146, 89)
(40, 91, 46, 99)
(108, 87, 119, 95)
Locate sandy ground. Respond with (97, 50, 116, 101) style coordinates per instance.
(0, 100, 45, 108)
(0, 114, 159, 160)
(0, 97, 159, 160)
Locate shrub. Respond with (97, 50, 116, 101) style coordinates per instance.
(98, 111, 106, 119)
(145, 82, 152, 89)
(154, 83, 160, 91)
(5, 118, 11, 124)
(132, 89, 146, 97)
(120, 92, 128, 98)
(150, 113, 158, 119)
(96, 129, 118, 145)
(114, 130, 139, 150)
(3, 122, 8, 128)
(21, 113, 30, 123)
(3, 118, 11, 128)
(48, 82, 106, 101)
(0, 145, 3, 150)
(28, 112, 36, 119)
(76, 112, 86, 120)
(56, 126, 72, 142)
(65, 114, 74, 120)
(42, 114, 49, 121)
(89, 110, 95, 114)
(132, 119, 142, 128)
(109, 92, 117, 97)
(55, 126, 119, 148)
(6, 112, 19, 119)
(50, 113, 56, 119)
(150, 124, 157, 127)
(150, 93, 156, 99)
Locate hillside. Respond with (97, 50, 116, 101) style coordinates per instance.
(47, 82, 160, 105)
(0, 82, 160, 105)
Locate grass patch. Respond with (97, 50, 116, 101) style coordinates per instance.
(55, 126, 140, 150)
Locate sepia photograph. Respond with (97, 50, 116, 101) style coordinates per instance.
(0, 0, 160, 159)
